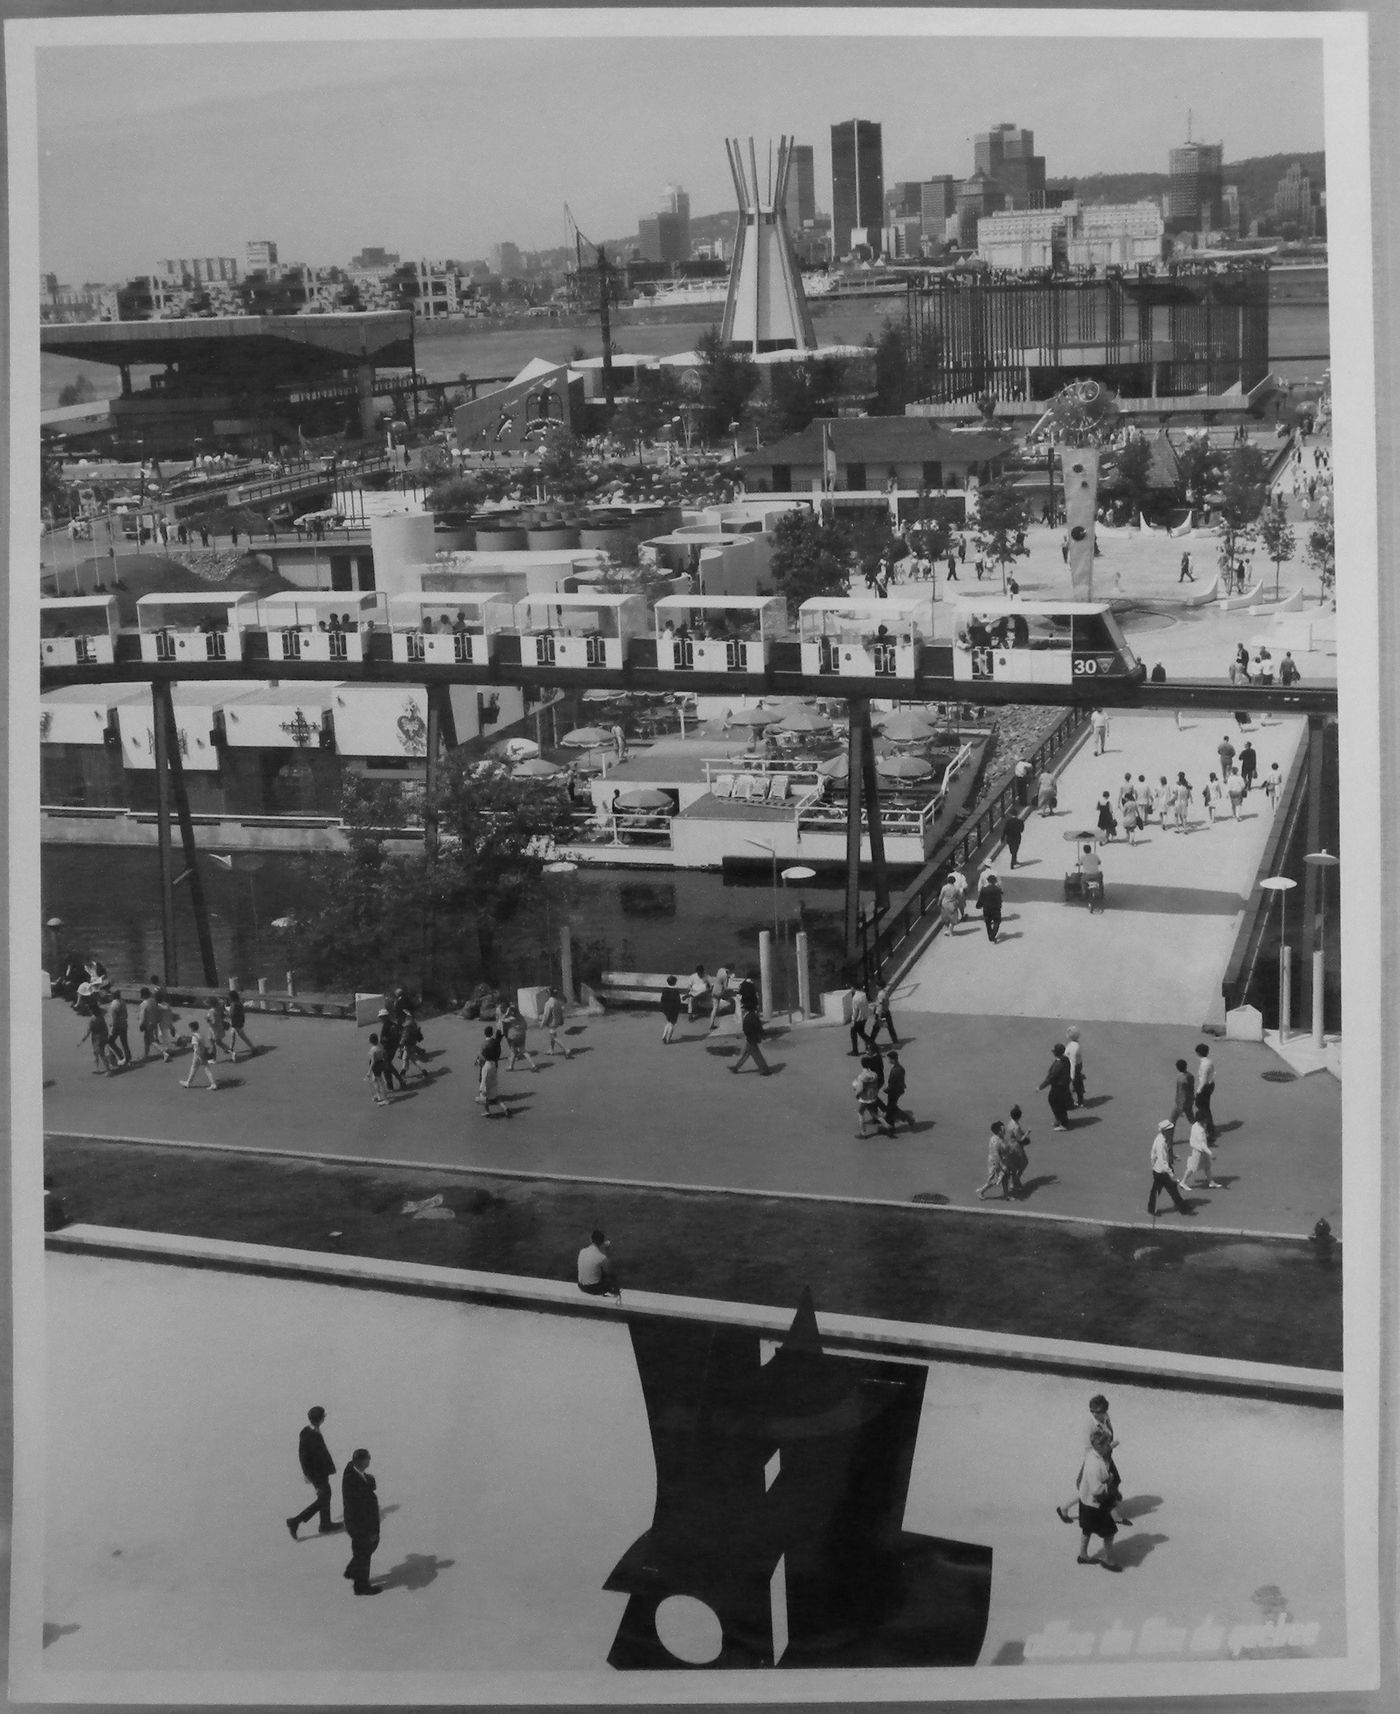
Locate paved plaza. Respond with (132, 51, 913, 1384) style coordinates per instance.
(902, 711, 1308, 1024)
(32, 1251, 1345, 1694)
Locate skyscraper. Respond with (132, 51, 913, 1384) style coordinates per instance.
(783, 144, 817, 229)
(831, 119, 884, 255)
(973, 124, 1046, 208)
(1166, 141, 1224, 230)
(245, 239, 278, 273)
(663, 184, 691, 258)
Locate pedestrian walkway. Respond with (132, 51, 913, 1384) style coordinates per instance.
(35, 1251, 1346, 1686)
(43, 983, 1342, 1239)
(899, 711, 1307, 1026)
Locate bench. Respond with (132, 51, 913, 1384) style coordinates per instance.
(597, 971, 726, 1011)
(75, 982, 357, 1021)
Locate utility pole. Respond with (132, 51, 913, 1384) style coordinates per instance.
(597, 245, 615, 408)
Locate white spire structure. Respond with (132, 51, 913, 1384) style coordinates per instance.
(719, 136, 817, 354)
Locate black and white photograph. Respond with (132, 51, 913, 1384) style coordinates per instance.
(4, 4, 1391, 1705)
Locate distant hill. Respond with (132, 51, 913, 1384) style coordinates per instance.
(1069, 152, 1325, 229)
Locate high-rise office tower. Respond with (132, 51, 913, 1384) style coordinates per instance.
(663, 184, 692, 257)
(245, 239, 279, 273)
(1166, 141, 1224, 230)
(783, 144, 817, 229)
(973, 124, 1046, 208)
(831, 119, 884, 254)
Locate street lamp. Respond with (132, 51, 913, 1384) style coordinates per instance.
(1303, 849, 1339, 1048)
(1259, 875, 1296, 1041)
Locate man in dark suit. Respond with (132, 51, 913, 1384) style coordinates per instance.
(342, 1449, 381, 1595)
(286, 1406, 338, 1539)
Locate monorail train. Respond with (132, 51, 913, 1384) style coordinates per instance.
(41, 589, 1147, 691)
(947, 598, 1145, 686)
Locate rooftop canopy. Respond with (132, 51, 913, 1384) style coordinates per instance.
(40, 310, 415, 375)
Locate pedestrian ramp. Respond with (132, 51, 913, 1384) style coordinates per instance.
(897, 711, 1307, 1026)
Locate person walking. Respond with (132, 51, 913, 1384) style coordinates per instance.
(1002, 808, 1025, 868)
(1178, 1117, 1224, 1190)
(868, 986, 899, 1047)
(1121, 792, 1142, 845)
(181, 1022, 219, 1091)
(397, 1010, 430, 1080)
(659, 976, 682, 1044)
(499, 1001, 539, 1073)
(1057, 1393, 1128, 1528)
(1063, 1026, 1086, 1108)
(1012, 758, 1033, 810)
(1148, 1121, 1193, 1215)
(1156, 776, 1172, 832)
(375, 1011, 409, 1091)
(78, 1000, 117, 1075)
(1169, 1057, 1195, 1132)
(1172, 772, 1192, 832)
(203, 994, 234, 1062)
(1216, 735, 1236, 779)
(853, 1059, 886, 1138)
(1003, 1105, 1030, 1194)
(1224, 768, 1246, 820)
(1038, 1043, 1074, 1131)
(541, 987, 572, 1058)
(365, 1033, 391, 1105)
(731, 1001, 772, 1076)
(341, 1450, 381, 1596)
(976, 869, 1004, 942)
(1239, 741, 1258, 793)
(577, 1228, 621, 1299)
(1035, 768, 1058, 818)
(1136, 775, 1155, 828)
(1090, 708, 1109, 755)
(881, 1050, 913, 1128)
(475, 1027, 508, 1117)
(1178, 550, 1195, 583)
(136, 987, 161, 1061)
(704, 965, 733, 1036)
(286, 1406, 338, 1539)
(226, 990, 255, 1060)
(1072, 1426, 1124, 1571)
(1201, 773, 1219, 824)
(103, 992, 132, 1066)
(1095, 792, 1118, 845)
(847, 983, 871, 1054)
(1193, 1042, 1218, 1142)
(1262, 762, 1282, 810)
(976, 1121, 1012, 1199)
(1278, 651, 1301, 687)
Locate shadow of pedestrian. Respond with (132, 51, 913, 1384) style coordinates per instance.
(990, 1640, 1025, 1664)
(1016, 1174, 1059, 1196)
(386, 1089, 420, 1102)
(209, 1077, 244, 1091)
(376, 1552, 455, 1592)
(1216, 1119, 1244, 1135)
(1080, 1094, 1112, 1109)
(705, 1043, 741, 1058)
(994, 931, 1024, 942)
(1113, 1530, 1168, 1569)
(1118, 1493, 1164, 1520)
(42, 1622, 80, 1649)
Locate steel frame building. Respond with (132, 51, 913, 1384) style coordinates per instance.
(903, 269, 1269, 402)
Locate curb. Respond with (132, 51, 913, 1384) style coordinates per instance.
(44, 1130, 1328, 1245)
(46, 1223, 1342, 1406)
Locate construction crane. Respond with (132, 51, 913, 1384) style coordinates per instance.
(564, 203, 615, 407)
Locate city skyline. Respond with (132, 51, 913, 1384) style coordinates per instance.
(33, 30, 1325, 281)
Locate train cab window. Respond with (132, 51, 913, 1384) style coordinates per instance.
(1071, 613, 1117, 653)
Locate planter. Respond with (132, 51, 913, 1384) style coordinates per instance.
(474, 525, 526, 551)
(526, 525, 580, 551)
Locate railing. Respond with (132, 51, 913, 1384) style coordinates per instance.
(862, 707, 1090, 986)
(1219, 720, 1314, 1014)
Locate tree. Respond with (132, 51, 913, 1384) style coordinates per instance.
(535, 425, 600, 503)
(1175, 437, 1223, 512)
(1215, 442, 1272, 571)
(750, 356, 847, 442)
(609, 367, 683, 450)
(867, 319, 941, 415)
(694, 327, 759, 443)
(908, 493, 962, 566)
(1103, 436, 1154, 523)
(56, 374, 96, 408)
(973, 477, 1032, 591)
(767, 509, 855, 618)
(1306, 504, 1335, 598)
(1256, 507, 1297, 600)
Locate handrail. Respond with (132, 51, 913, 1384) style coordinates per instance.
(1219, 720, 1314, 1014)
(865, 707, 1091, 985)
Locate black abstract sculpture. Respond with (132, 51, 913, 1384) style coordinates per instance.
(605, 1289, 992, 1670)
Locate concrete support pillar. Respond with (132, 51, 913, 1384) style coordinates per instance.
(1311, 949, 1325, 1049)
(795, 930, 812, 1018)
(559, 925, 575, 1003)
(758, 930, 774, 1019)
(1279, 945, 1293, 1042)
(356, 363, 376, 437)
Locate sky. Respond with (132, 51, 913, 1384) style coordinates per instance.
(31, 26, 1326, 283)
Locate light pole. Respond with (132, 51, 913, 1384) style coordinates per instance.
(783, 866, 816, 1017)
(1303, 849, 1339, 1048)
(1259, 875, 1296, 1041)
(744, 837, 781, 1017)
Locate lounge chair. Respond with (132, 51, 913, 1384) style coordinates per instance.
(712, 773, 735, 799)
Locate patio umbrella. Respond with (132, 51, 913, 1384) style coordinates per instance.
(875, 710, 937, 743)
(1062, 829, 1099, 842)
(876, 753, 934, 781)
(491, 736, 540, 763)
(615, 788, 672, 811)
(773, 708, 832, 733)
(723, 706, 775, 728)
(818, 753, 850, 779)
(561, 726, 612, 747)
(511, 757, 563, 778)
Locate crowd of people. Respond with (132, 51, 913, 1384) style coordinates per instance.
(61, 956, 258, 1090)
